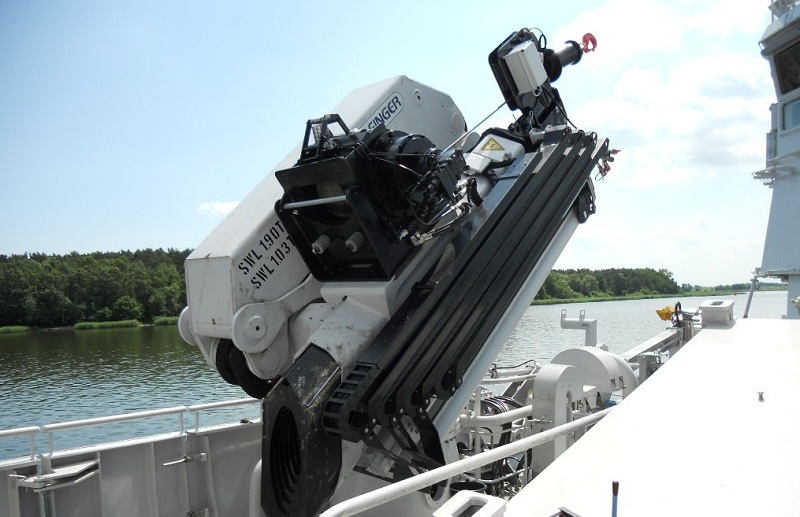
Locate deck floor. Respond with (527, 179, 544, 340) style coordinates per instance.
(506, 317, 800, 516)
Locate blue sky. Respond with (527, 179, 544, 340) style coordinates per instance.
(0, 1, 776, 285)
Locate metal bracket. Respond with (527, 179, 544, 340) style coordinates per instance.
(13, 459, 99, 492)
(163, 452, 207, 467)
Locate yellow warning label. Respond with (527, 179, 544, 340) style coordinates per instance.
(482, 138, 505, 151)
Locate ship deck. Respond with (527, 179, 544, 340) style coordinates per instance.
(506, 317, 800, 516)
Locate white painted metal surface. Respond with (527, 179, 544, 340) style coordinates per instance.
(0, 400, 261, 517)
(755, 0, 800, 318)
(180, 76, 468, 378)
(560, 309, 598, 347)
(433, 490, 506, 517)
(505, 318, 800, 516)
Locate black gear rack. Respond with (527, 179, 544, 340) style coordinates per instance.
(323, 127, 608, 450)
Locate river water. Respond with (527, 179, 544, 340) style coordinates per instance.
(0, 291, 787, 460)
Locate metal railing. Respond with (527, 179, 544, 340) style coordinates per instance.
(620, 328, 683, 363)
(0, 426, 42, 460)
(1, 398, 260, 460)
(319, 408, 612, 517)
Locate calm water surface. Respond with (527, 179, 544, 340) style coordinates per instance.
(0, 291, 787, 459)
(499, 291, 788, 366)
(0, 326, 255, 459)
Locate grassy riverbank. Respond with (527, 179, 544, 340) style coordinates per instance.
(532, 285, 787, 305)
(533, 294, 678, 306)
(532, 290, 740, 306)
(0, 317, 180, 334)
(74, 320, 141, 329)
(153, 316, 179, 325)
(0, 325, 34, 334)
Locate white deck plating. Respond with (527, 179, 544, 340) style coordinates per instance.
(507, 318, 800, 516)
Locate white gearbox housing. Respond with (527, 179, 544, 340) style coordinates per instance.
(180, 77, 467, 379)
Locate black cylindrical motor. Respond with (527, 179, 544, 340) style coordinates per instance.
(543, 40, 584, 82)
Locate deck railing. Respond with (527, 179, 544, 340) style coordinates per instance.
(318, 408, 613, 517)
(0, 397, 260, 461)
(0, 426, 42, 461)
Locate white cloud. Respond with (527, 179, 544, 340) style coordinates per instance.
(554, 0, 769, 72)
(445, 1, 776, 284)
(559, 2, 774, 193)
(196, 201, 239, 217)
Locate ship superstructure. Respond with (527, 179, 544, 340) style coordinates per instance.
(754, 0, 800, 318)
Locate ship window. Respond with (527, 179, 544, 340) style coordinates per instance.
(775, 42, 800, 94)
(782, 97, 800, 130)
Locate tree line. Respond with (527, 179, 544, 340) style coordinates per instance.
(535, 267, 680, 300)
(0, 250, 680, 328)
(0, 249, 190, 328)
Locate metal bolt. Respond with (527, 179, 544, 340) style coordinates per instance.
(345, 231, 365, 252)
(246, 316, 267, 339)
(311, 235, 332, 255)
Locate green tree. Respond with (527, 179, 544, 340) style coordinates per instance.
(0, 248, 192, 327)
(547, 271, 581, 299)
(535, 267, 680, 301)
(112, 295, 144, 321)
